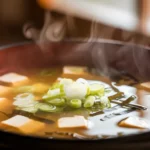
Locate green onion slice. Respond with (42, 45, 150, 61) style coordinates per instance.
(84, 96, 95, 108)
(69, 99, 82, 108)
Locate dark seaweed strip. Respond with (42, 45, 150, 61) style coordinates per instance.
(108, 92, 125, 100)
(121, 95, 136, 105)
(90, 105, 120, 116)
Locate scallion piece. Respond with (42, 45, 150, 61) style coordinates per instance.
(84, 96, 95, 108)
(47, 98, 65, 106)
(13, 93, 39, 113)
(48, 88, 60, 96)
(64, 82, 88, 99)
(51, 83, 61, 89)
(43, 88, 64, 100)
(59, 78, 73, 85)
(100, 96, 111, 108)
(89, 83, 104, 96)
(76, 78, 89, 85)
(36, 103, 60, 112)
(69, 99, 82, 108)
(21, 107, 38, 113)
(13, 93, 38, 108)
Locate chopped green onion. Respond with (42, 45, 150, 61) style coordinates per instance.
(42, 95, 52, 100)
(43, 94, 65, 100)
(14, 93, 34, 101)
(51, 78, 73, 89)
(51, 83, 61, 89)
(43, 88, 65, 100)
(89, 83, 104, 96)
(76, 78, 89, 85)
(36, 103, 62, 112)
(105, 88, 112, 93)
(100, 96, 111, 108)
(59, 78, 73, 85)
(13, 78, 114, 114)
(21, 107, 38, 113)
(84, 96, 95, 108)
(48, 88, 60, 96)
(69, 99, 82, 108)
(13, 93, 38, 108)
(64, 82, 88, 99)
(47, 98, 65, 106)
(13, 93, 38, 113)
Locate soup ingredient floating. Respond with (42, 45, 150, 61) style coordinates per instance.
(119, 116, 149, 129)
(58, 116, 88, 128)
(0, 73, 29, 86)
(63, 66, 88, 75)
(0, 115, 45, 134)
(13, 78, 111, 113)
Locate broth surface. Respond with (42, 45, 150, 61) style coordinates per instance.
(0, 67, 149, 140)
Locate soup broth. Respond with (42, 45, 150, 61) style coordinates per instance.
(0, 66, 149, 140)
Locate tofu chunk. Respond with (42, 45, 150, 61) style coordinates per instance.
(119, 116, 149, 129)
(63, 66, 87, 75)
(0, 73, 29, 86)
(141, 82, 150, 89)
(58, 116, 88, 128)
(1, 115, 45, 134)
(0, 85, 12, 96)
(0, 98, 13, 114)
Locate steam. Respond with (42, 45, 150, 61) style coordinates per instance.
(23, 11, 150, 81)
(23, 11, 77, 45)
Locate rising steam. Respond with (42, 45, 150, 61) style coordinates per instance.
(23, 11, 150, 82)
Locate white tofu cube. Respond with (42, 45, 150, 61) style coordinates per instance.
(0, 73, 29, 86)
(119, 116, 149, 129)
(0, 98, 13, 113)
(0, 85, 12, 96)
(63, 66, 87, 75)
(1, 115, 45, 134)
(58, 116, 88, 128)
(141, 82, 150, 89)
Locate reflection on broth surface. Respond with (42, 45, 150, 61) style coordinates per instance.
(0, 66, 149, 140)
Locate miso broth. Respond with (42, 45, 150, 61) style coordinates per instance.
(0, 66, 149, 140)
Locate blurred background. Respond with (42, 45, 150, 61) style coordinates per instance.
(0, 0, 150, 46)
(0, 0, 44, 45)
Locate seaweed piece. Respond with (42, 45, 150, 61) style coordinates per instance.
(108, 92, 125, 100)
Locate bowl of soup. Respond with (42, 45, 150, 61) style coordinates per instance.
(0, 40, 150, 149)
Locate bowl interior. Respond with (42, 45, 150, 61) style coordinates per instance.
(0, 41, 150, 143)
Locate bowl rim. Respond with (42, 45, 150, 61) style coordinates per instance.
(0, 39, 149, 51)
